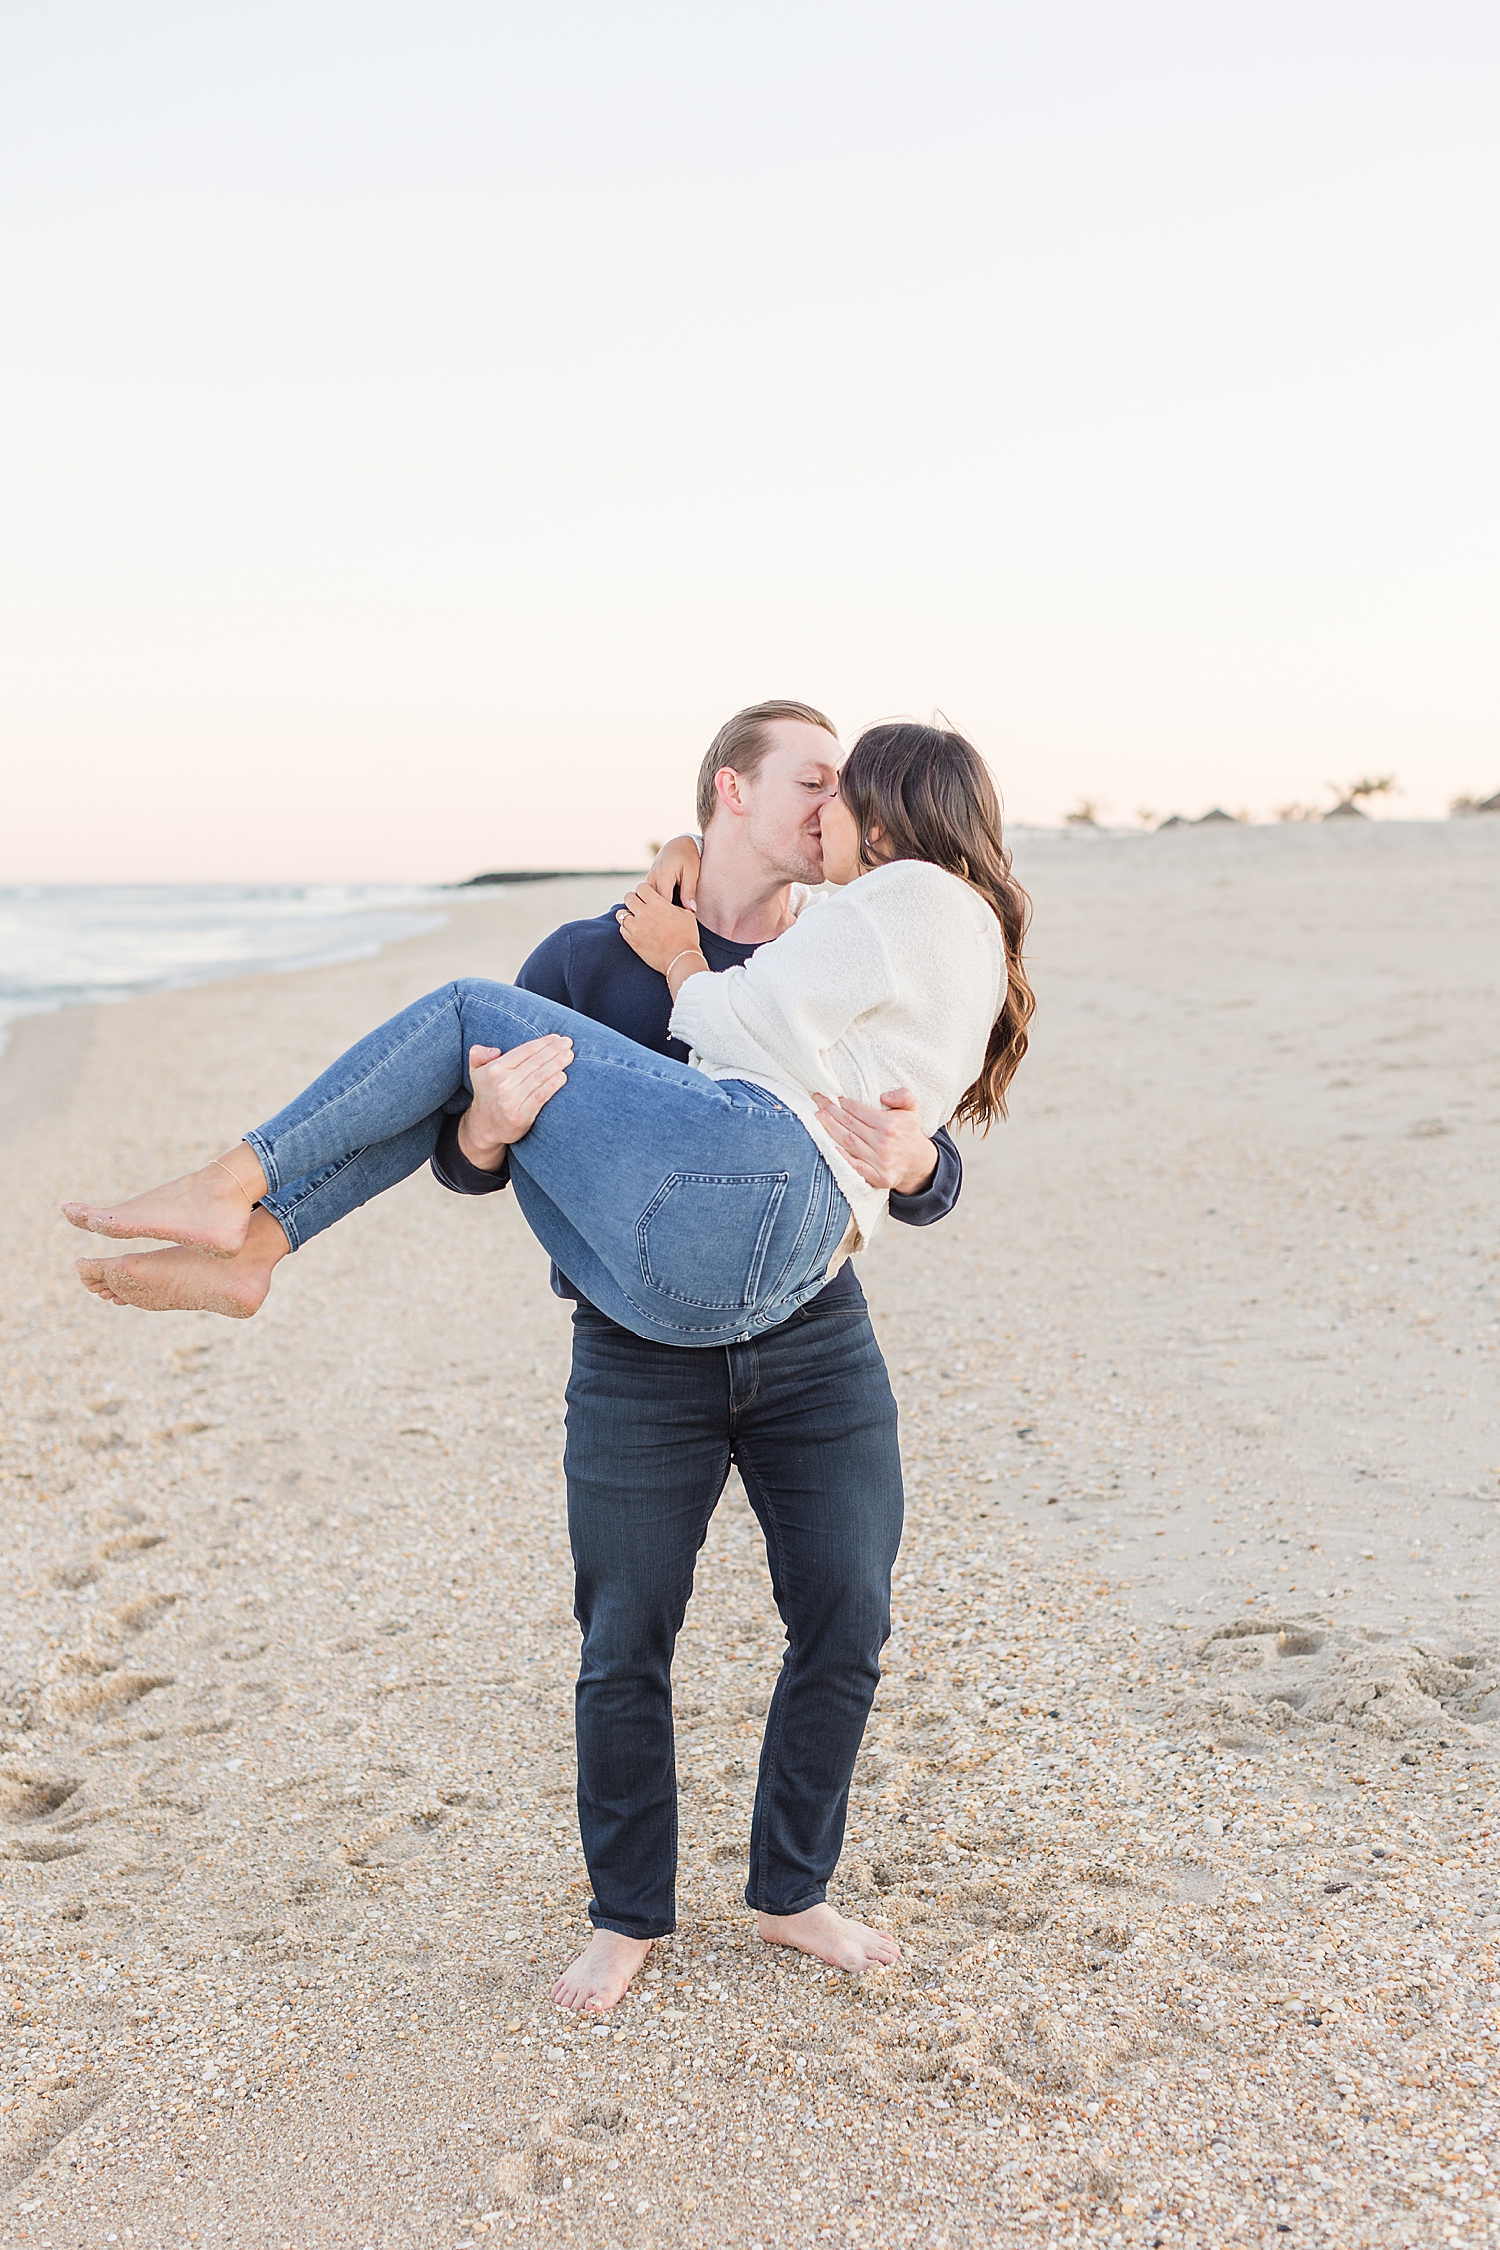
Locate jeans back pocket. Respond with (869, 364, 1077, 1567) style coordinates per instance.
(636, 1171, 788, 1309)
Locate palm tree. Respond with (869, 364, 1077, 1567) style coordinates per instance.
(1324, 774, 1398, 821)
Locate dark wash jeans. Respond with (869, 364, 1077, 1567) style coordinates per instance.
(565, 1289, 904, 1937)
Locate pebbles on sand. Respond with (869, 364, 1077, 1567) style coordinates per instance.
(2, 831, 1497, 2245)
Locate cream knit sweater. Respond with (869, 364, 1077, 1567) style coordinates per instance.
(667, 859, 1006, 1253)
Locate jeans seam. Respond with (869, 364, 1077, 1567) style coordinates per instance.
(615, 1286, 809, 1340)
(726, 1340, 760, 1416)
(742, 1454, 794, 1914)
(753, 1161, 826, 1311)
(755, 1168, 849, 1327)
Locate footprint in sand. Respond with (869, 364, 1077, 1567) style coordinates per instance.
(342, 1806, 450, 1876)
(37, 1671, 175, 1724)
(474, 2102, 626, 2212)
(45, 1557, 101, 1591)
(31, 1581, 181, 1730)
(0, 2080, 113, 2197)
(0, 1765, 87, 1864)
(0, 1767, 82, 1818)
(97, 1530, 168, 1561)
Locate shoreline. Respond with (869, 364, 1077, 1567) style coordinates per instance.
(0, 883, 470, 1063)
(1, 837, 1494, 2246)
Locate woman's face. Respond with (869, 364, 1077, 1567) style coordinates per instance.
(816, 786, 864, 886)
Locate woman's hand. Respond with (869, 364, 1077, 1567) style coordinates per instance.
(616, 885, 706, 988)
(644, 833, 702, 910)
(458, 1038, 572, 1169)
(811, 1087, 939, 1195)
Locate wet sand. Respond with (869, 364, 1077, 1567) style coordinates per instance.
(1, 827, 1497, 2248)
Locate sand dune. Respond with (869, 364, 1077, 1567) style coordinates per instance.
(1, 831, 1496, 2247)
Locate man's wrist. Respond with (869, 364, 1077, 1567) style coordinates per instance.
(456, 1112, 512, 1172)
(890, 1144, 939, 1197)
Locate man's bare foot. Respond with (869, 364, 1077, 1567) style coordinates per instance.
(75, 1210, 289, 1318)
(551, 1932, 654, 2014)
(62, 1143, 267, 1257)
(756, 1902, 900, 1973)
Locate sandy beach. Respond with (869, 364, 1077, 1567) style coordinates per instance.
(2, 825, 1497, 2249)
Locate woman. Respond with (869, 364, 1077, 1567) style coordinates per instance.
(66, 725, 1034, 1337)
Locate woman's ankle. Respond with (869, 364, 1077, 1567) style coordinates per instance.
(212, 1142, 269, 1202)
(243, 1208, 292, 1266)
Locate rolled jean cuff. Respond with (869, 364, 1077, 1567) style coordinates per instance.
(243, 1127, 280, 1195)
(588, 1913, 677, 1940)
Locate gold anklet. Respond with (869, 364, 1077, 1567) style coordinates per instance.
(211, 1158, 260, 1206)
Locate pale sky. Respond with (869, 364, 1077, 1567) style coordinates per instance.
(3, 1, 1497, 881)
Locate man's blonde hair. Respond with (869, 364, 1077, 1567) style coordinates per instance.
(695, 700, 838, 830)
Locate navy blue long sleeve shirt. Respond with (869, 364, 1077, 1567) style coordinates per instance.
(430, 904, 964, 1314)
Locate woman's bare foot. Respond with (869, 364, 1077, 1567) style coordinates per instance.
(551, 1932, 654, 2014)
(756, 1902, 900, 1973)
(62, 1142, 267, 1257)
(75, 1209, 289, 1319)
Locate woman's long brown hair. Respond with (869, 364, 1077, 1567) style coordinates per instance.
(838, 722, 1034, 1127)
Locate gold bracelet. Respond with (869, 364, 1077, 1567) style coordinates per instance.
(666, 948, 708, 980)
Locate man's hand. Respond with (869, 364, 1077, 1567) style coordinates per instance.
(617, 885, 705, 983)
(457, 1038, 572, 1170)
(811, 1087, 939, 1196)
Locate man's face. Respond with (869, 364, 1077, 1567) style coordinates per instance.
(726, 721, 842, 883)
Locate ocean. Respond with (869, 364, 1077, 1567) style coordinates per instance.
(0, 883, 450, 1055)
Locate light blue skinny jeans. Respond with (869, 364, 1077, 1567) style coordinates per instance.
(246, 978, 850, 1349)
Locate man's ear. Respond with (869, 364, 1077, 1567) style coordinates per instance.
(713, 766, 747, 819)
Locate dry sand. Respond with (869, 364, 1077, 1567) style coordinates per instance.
(1, 825, 1497, 2250)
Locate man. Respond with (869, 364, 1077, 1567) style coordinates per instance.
(432, 700, 962, 2009)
